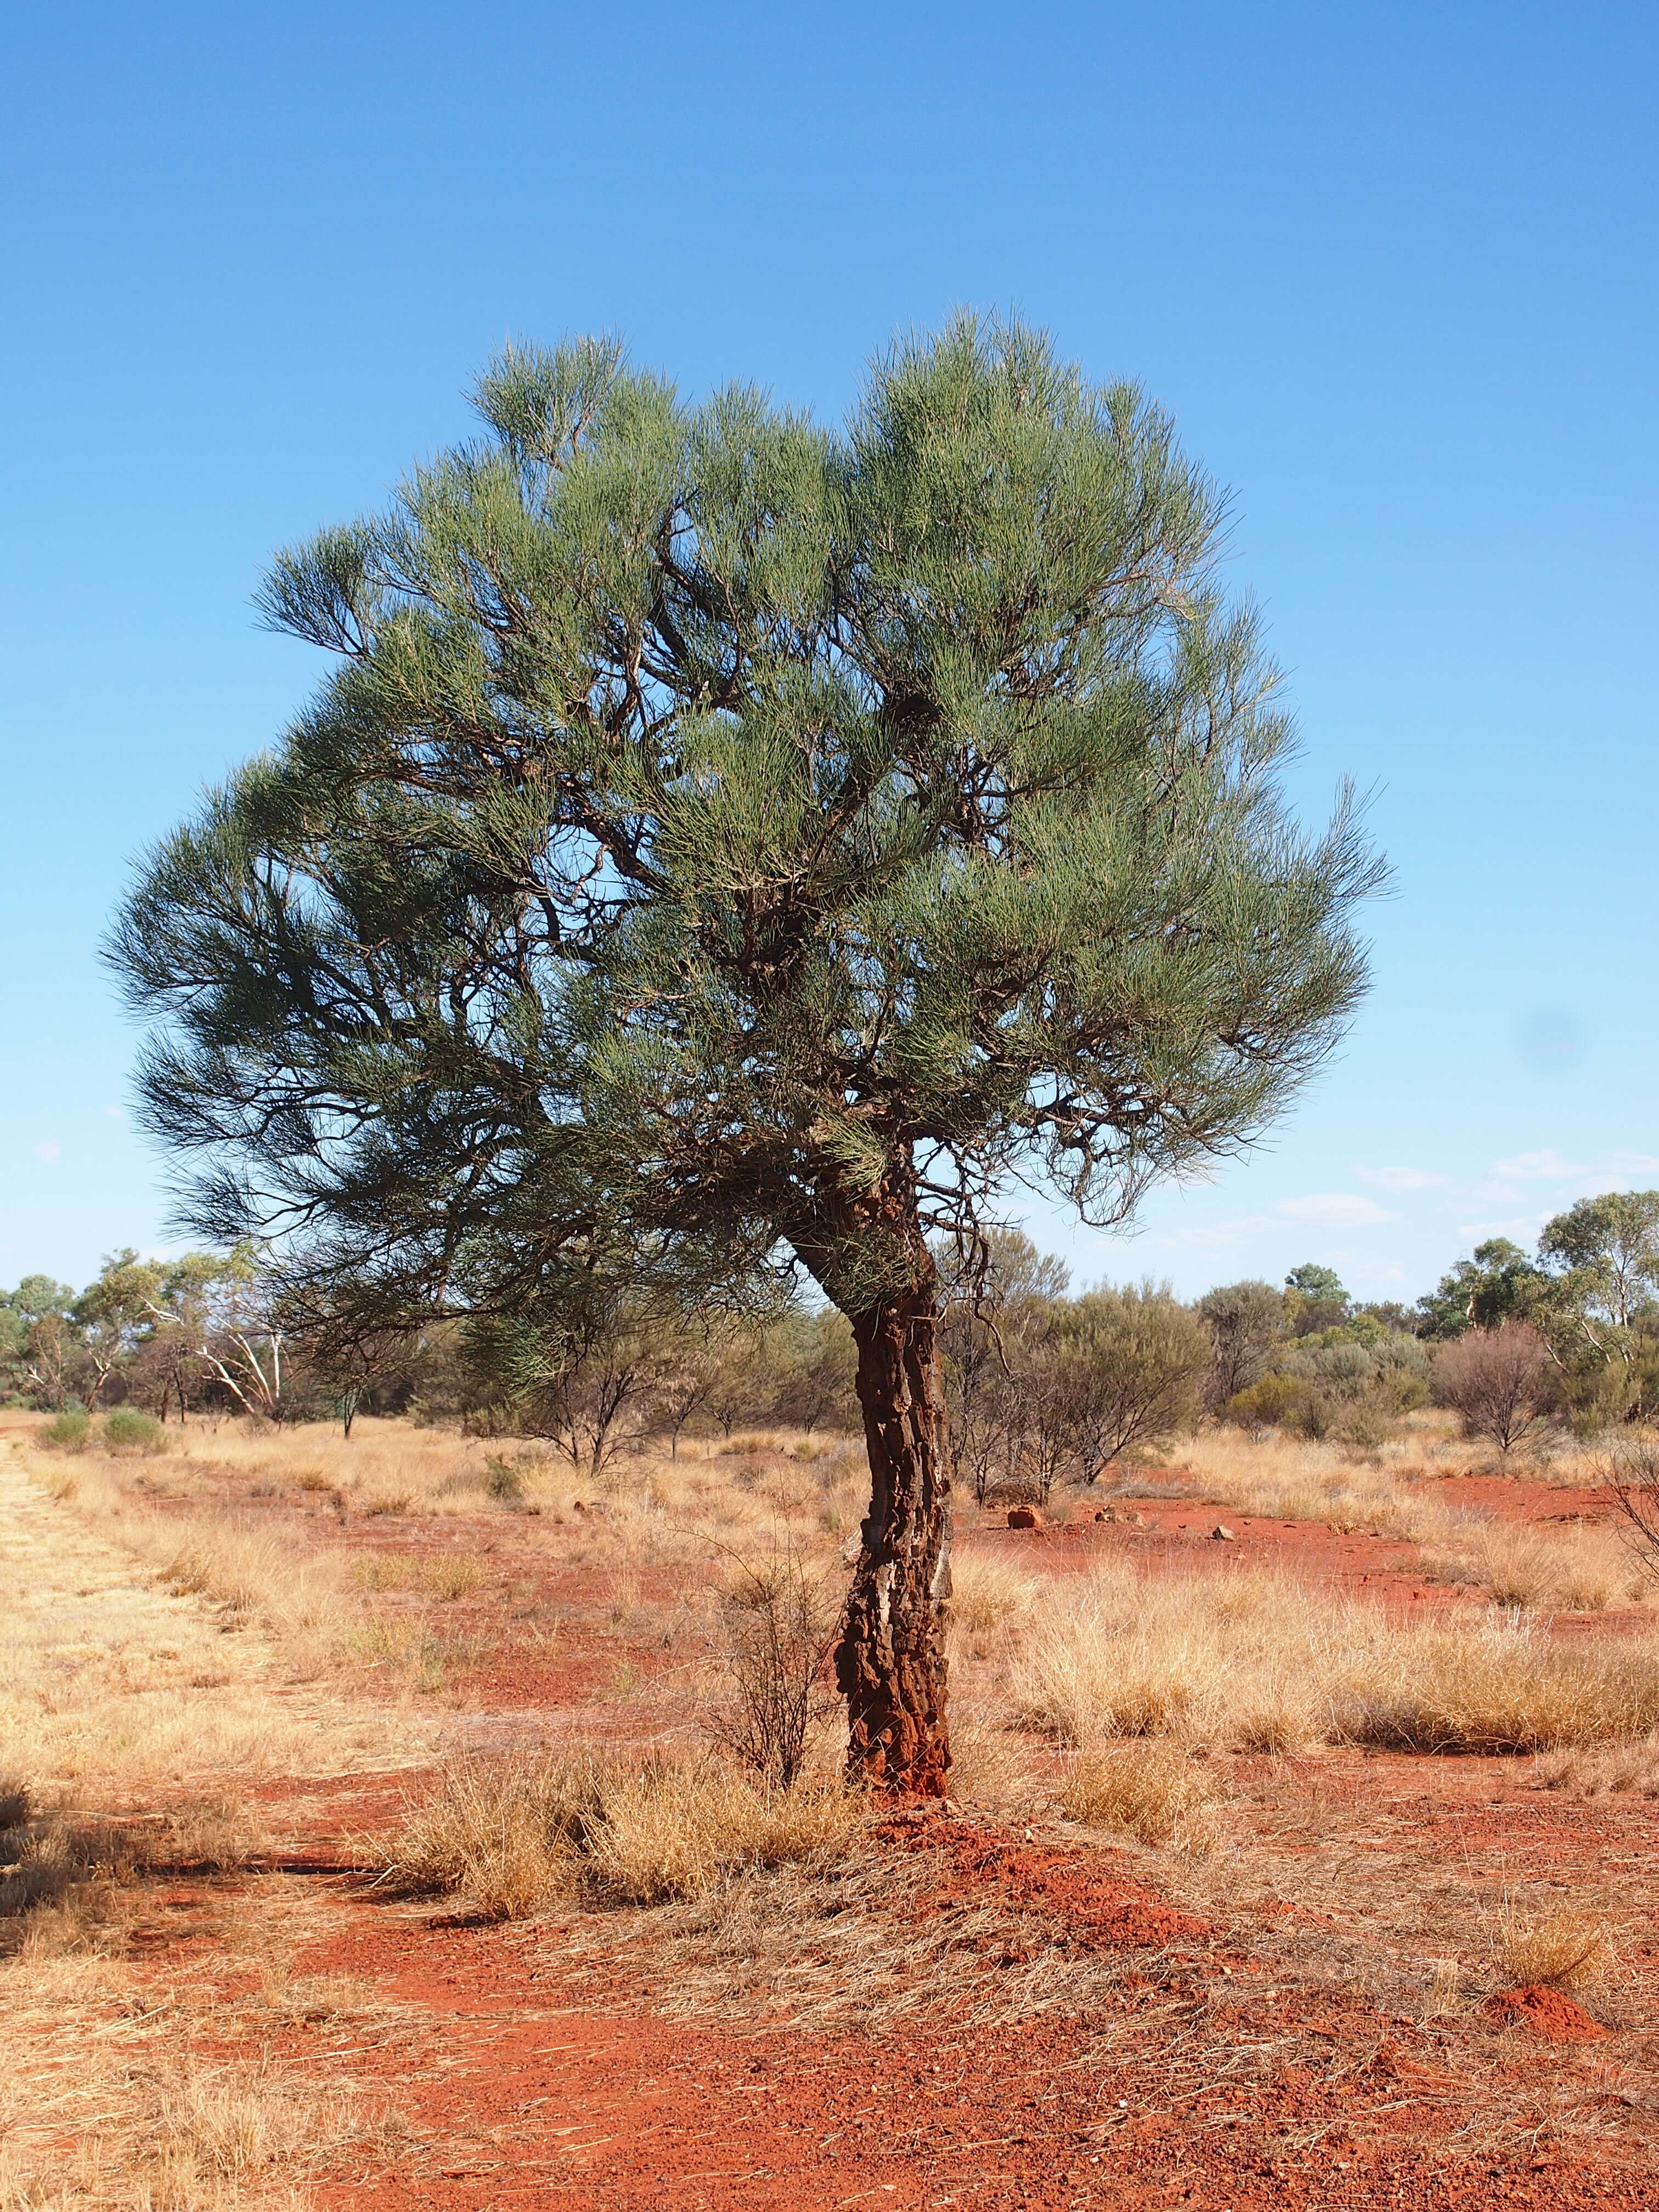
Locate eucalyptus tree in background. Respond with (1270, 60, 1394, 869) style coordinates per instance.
(109, 315, 1382, 1795)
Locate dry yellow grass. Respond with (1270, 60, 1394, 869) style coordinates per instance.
(1422, 1519, 1644, 1612)
(1178, 1428, 1455, 1540)
(1006, 1558, 1659, 1756)
(1057, 1741, 1220, 1855)
(349, 1548, 492, 1600)
(1172, 1426, 1652, 1613)
(0, 1945, 408, 2211)
(383, 1754, 857, 1917)
(949, 1551, 1043, 1646)
(0, 1453, 430, 1791)
(1491, 1897, 1610, 1991)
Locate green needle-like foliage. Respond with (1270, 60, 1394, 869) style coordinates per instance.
(110, 314, 1384, 1791)
(112, 314, 1376, 1324)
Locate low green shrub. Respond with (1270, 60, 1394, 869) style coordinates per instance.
(103, 1407, 167, 1455)
(40, 1409, 91, 1452)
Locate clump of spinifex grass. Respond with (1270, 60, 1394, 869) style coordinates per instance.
(1008, 1560, 1659, 1756)
(380, 1754, 856, 1920)
(1057, 1741, 1221, 1857)
(1492, 1897, 1611, 1993)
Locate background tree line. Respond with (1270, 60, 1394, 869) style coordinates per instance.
(10, 1186, 1657, 1477)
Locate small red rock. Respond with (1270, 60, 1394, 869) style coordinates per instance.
(1007, 1505, 1043, 1530)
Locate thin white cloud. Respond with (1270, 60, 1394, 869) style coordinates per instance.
(103, 1103, 125, 1120)
(1455, 1216, 1545, 1243)
(32, 1139, 61, 1164)
(1145, 1216, 1276, 1252)
(1604, 1151, 1659, 1181)
(1274, 1193, 1397, 1229)
(1355, 1165, 1448, 1192)
(1491, 1148, 1588, 1182)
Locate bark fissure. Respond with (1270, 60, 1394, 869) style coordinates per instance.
(836, 1276, 953, 1796)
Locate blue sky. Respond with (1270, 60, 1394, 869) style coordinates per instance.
(3, 0, 1655, 1304)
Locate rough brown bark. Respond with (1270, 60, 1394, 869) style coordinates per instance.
(836, 1280, 953, 1797)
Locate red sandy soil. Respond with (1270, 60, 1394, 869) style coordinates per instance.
(47, 1438, 1659, 2207)
(220, 1786, 1651, 2212)
(1483, 1987, 1609, 2041)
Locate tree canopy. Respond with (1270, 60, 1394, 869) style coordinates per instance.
(109, 315, 1382, 1790)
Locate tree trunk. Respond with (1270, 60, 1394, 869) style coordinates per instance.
(836, 1282, 953, 1797)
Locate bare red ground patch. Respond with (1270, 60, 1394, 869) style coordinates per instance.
(1484, 1985, 1610, 2040)
(873, 1805, 1210, 1949)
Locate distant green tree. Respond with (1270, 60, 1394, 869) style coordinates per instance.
(1, 1276, 78, 1408)
(1537, 1190, 1659, 1421)
(72, 1249, 167, 1409)
(1196, 1278, 1284, 1406)
(1283, 1262, 1350, 1337)
(939, 1229, 1070, 1505)
(1285, 1263, 1346, 1304)
(1539, 1192, 1659, 1332)
(1416, 1238, 1549, 1340)
(109, 317, 1380, 1793)
(769, 1306, 860, 1436)
(1032, 1283, 1210, 1487)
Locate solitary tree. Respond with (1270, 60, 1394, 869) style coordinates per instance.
(110, 317, 1380, 1794)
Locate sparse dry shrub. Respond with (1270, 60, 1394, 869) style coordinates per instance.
(1057, 1741, 1220, 1856)
(1492, 1898, 1609, 1991)
(1434, 1322, 1554, 1457)
(382, 1754, 856, 1919)
(704, 1543, 840, 1787)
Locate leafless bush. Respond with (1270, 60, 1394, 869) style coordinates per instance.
(704, 1543, 840, 1787)
(1605, 1430, 1659, 1580)
(1433, 1321, 1554, 1456)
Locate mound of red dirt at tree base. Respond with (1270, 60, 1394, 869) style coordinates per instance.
(1483, 1984, 1610, 2040)
(873, 1806, 1209, 1948)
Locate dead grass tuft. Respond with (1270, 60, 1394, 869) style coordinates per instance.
(1057, 1741, 1221, 1856)
(1007, 1559, 1659, 1755)
(1492, 1897, 1610, 1991)
(381, 1753, 857, 1918)
(1533, 1736, 1659, 1796)
(1424, 1520, 1643, 1612)
(349, 1549, 491, 1599)
(950, 1552, 1042, 1651)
